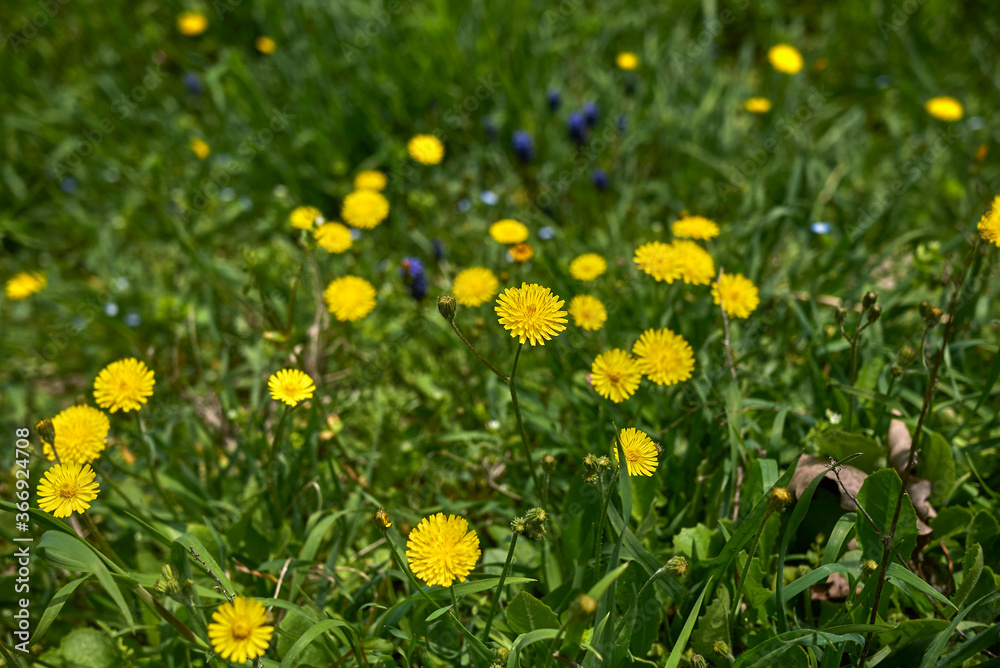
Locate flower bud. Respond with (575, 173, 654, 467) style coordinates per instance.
(523, 507, 548, 541)
(691, 655, 708, 668)
(36, 418, 56, 448)
(834, 308, 847, 326)
(374, 508, 392, 531)
(925, 306, 943, 328)
(863, 291, 878, 310)
(768, 487, 792, 513)
(569, 593, 597, 621)
(510, 517, 527, 536)
(862, 559, 879, 573)
(541, 454, 557, 474)
(867, 305, 882, 323)
(665, 555, 688, 578)
(712, 640, 731, 657)
(437, 295, 457, 322)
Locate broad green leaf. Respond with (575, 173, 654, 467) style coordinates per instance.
(886, 563, 956, 610)
(505, 591, 560, 634)
(953, 543, 983, 608)
(691, 585, 730, 660)
(917, 432, 956, 504)
(673, 523, 724, 562)
(278, 619, 353, 668)
(855, 469, 918, 563)
(34, 576, 91, 642)
(58, 628, 119, 667)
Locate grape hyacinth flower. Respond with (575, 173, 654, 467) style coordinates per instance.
(583, 101, 599, 127)
(592, 168, 609, 191)
(512, 130, 535, 161)
(547, 89, 561, 111)
(400, 257, 428, 301)
(568, 112, 587, 144)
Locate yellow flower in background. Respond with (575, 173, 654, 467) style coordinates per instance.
(489, 219, 529, 244)
(254, 36, 276, 54)
(354, 170, 387, 191)
(408, 134, 444, 165)
(177, 11, 208, 36)
(744, 97, 772, 113)
(768, 44, 803, 74)
(977, 195, 1000, 247)
(569, 253, 608, 281)
(712, 273, 760, 318)
(634, 241, 680, 283)
(632, 328, 694, 386)
(495, 283, 567, 346)
(290, 205, 322, 230)
(452, 267, 499, 306)
(208, 597, 274, 664)
(672, 214, 720, 241)
(613, 428, 659, 477)
(342, 190, 389, 229)
(672, 240, 715, 285)
(406, 513, 481, 587)
(314, 222, 353, 253)
(37, 463, 100, 518)
(590, 349, 642, 403)
(268, 369, 316, 407)
(568, 295, 607, 331)
(925, 96, 963, 122)
(324, 276, 376, 322)
(616, 52, 639, 70)
(189, 138, 210, 160)
(509, 242, 535, 263)
(93, 358, 155, 413)
(43, 405, 110, 465)
(5, 272, 46, 300)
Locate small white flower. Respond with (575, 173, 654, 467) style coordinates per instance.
(826, 409, 842, 425)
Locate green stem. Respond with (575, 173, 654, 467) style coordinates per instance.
(541, 620, 570, 668)
(482, 533, 519, 641)
(509, 342, 542, 494)
(82, 512, 128, 570)
(450, 320, 509, 382)
(731, 508, 773, 622)
(613, 564, 669, 640)
(135, 413, 175, 518)
(284, 246, 310, 336)
(594, 469, 619, 570)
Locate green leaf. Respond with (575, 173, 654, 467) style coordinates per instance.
(774, 564, 851, 607)
(505, 591, 560, 634)
(58, 628, 120, 668)
(278, 619, 353, 668)
(425, 605, 452, 622)
(919, 589, 1000, 668)
(586, 562, 630, 601)
(917, 432, 956, 504)
(691, 586, 731, 661)
(822, 513, 857, 565)
(855, 469, 918, 563)
(673, 523, 724, 563)
(733, 625, 887, 668)
(886, 562, 956, 610)
(815, 429, 883, 472)
(953, 542, 983, 608)
(664, 583, 710, 668)
(179, 532, 237, 600)
(34, 576, 91, 642)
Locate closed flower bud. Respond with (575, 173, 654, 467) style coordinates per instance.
(918, 301, 930, 318)
(524, 507, 548, 540)
(691, 654, 708, 668)
(665, 555, 688, 577)
(541, 454, 557, 474)
(862, 559, 879, 573)
(569, 593, 598, 621)
(437, 295, 457, 322)
(374, 508, 392, 531)
(768, 487, 792, 513)
(712, 640, 731, 657)
(863, 291, 878, 310)
(510, 517, 527, 536)
(896, 345, 917, 368)
(834, 308, 847, 326)
(867, 305, 882, 323)
(36, 418, 56, 448)
(925, 306, 943, 328)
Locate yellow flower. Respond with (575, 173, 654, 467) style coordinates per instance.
(712, 273, 760, 318)
(672, 215, 720, 241)
(93, 358, 155, 413)
(43, 406, 110, 465)
(452, 267, 499, 307)
(489, 219, 529, 244)
(568, 295, 607, 331)
(177, 11, 208, 36)
(314, 222, 353, 253)
(509, 242, 535, 263)
(590, 349, 642, 403)
(407, 134, 445, 165)
(37, 463, 99, 518)
(613, 428, 659, 477)
(354, 170, 387, 191)
(189, 138, 210, 159)
(925, 96, 964, 122)
(5, 272, 46, 300)
(672, 240, 715, 285)
(289, 205, 322, 230)
(744, 97, 772, 113)
(569, 253, 608, 281)
(616, 52, 639, 70)
(768, 44, 803, 74)
(268, 369, 316, 407)
(374, 508, 392, 529)
(634, 241, 680, 283)
(495, 283, 567, 346)
(254, 36, 276, 54)
(977, 195, 1000, 248)
(406, 513, 481, 587)
(342, 190, 389, 229)
(632, 328, 694, 385)
(208, 597, 274, 664)
(324, 276, 376, 322)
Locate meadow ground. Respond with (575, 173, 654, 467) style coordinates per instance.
(2, 0, 1000, 666)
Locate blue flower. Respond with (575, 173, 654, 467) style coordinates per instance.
(568, 112, 587, 144)
(538, 226, 556, 240)
(399, 257, 425, 278)
(433, 239, 446, 261)
(617, 114, 627, 134)
(811, 222, 831, 235)
(512, 130, 535, 161)
(400, 257, 429, 300)
(583, 101, 599, 127)
(480, 190, 499, 206)
(182, 71, 203, 95)
(592, 168, 609, 190)
(547, 89, 561, 111)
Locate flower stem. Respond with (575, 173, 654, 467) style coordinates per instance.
(450, 320, 509, 382)
(594, 469, 619, 570)
(135, 413, 175, 518)
(731, 508, 773, 622)
(613, 564, 669, 640)
(509, 342, 542, 494)
(284, 246, 310, 336)
(82, 512, 128, 570)
(482, 532, 519, 641)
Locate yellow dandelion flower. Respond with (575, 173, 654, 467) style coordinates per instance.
(632, 328, 695, 386)
(509, 242, 534, 263)
(977, 195, 1000, 248)
(495, 283, 567, 346)
(268, 369, 316, 407)
(314, 222, 353, 253)
(93, 358, 155, 413)
(324, 276, 376, 322)
(37, 463, 99, 518)
(744, 97, 772, 113)
(613, 428, 659, 477)
(616, 52, 639, 70)
(568, 295, 607, 331)
(712, 273, 760, 318)
(925, 96, 964, 122)
(5, 272, 46, 300)
(768, 44, 803, 74)
(452, 267, 499, 306)
(634, 241, 680, 283)
(569, 253, 608, 281)
(254, 36, 276, 54)
(342, 190, 389, 229)
(43, 405, 110, 465)
(590, 349, 642, 403)
(208, 597, 274, 664)
(177, 11, 208, 36)
(672, 215, 720, 241)
(406, 513, 481, 588)
(189, 138, 210, 159)
(289, 206, 321, 230)
(489, 219, 529, 244)
(354, 170, 387, 191)
(672, 240, 715, 285)
(407, 134, 445, 165)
